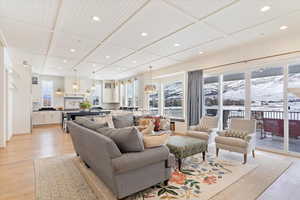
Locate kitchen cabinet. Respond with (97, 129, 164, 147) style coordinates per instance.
(103, 81, 119, 103)
(32, 111, 62, 125)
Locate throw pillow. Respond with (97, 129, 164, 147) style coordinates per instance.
(94, 115, 115, 128)
(143, 134, 169, 148)
(160, 118, 170, 130)
(96, 127, 144, 153)
(112, 114, 134, 128)
(195, 124, 209, 132)
(140, 121, 155, 135)
(225, 129, 248, 140)
(75, 117, 108, 131)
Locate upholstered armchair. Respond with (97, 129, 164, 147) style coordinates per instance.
(186, 116, 219, 145)
(215, 118, 256, 164)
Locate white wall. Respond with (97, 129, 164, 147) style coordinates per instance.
(12, 63, 32, 134)
(0, 43, 6, 147)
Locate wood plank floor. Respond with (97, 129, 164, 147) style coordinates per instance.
(0, 125, 300, 200)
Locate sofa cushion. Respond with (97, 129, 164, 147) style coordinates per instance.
(96, 127, 144, 153)
(215, 136, 248, 148)
(75, 117, 108, 131)
(112, 114, 134, 128)
(112, 145, 170, 174)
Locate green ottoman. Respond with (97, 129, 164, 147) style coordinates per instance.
(167, 135, 207, 170)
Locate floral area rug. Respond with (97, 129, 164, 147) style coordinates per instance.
(126, 154, 258, 200)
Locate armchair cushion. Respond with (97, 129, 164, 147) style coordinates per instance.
(112, 145, 170, 174)
(195, 124, 209, 132)
(224, 129, 249, 140)
(215, 136, 248, 148)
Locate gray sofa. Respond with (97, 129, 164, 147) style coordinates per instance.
(68, 121, 174, 199)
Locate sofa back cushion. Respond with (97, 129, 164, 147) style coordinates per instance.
(75, 117, 108, 131)
(112, 114, 134, 128)
(96, 127, 144, 153)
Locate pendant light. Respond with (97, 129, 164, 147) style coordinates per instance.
(72, 69, 79, 91)
(144, 66, 156, 94)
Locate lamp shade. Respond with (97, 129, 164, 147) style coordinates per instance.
(144, 84, 157, 94)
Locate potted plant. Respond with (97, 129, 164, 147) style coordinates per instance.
(79, 101, 92, 112)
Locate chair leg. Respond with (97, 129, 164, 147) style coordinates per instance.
(163, 179, 169, 186)
(202, 151, 206, 161)
(243, 153, 247, 164)
(252, 150, 255, 158)
(216, 148, 219, 157)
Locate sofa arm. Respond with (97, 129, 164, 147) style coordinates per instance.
(112, 145, 170, 174)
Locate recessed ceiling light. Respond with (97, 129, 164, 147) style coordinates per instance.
(70, 48, 75, 52)
(105, 55, 110, 59)
(92, 16, 100, 21)
(141, 32, 148, 36)
(174, 43, 180, 47)
(199, 51, 204, 55)
(132, 60, 137, 63)
(280, 25, 288, 30)
(92, 64, 96, 67)
(63, 59, 67, 63)
(260, 6, 271, 12)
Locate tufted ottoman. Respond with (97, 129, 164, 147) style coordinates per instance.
(166, 135, 207, 171)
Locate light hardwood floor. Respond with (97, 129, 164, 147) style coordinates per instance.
(0, 125, 300, 200)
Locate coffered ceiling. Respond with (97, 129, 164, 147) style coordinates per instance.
(1, 0, 300, 79)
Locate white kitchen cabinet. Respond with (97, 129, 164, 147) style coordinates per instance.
(32, 111, 62, 125)
(103, 81, 119, 103)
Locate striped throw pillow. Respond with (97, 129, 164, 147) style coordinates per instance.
(225, 129, 248, 140)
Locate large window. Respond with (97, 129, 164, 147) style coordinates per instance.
(134, 79, 139, 107)
(223, 73, 245, 129)
(149, 92, 159, 115)
(41, 80, 53, 107)
(127, 81, 134, 107)
(251, 66, 284, 151)
(163, 81, 183, 118)
(120, 83, 126, 106)
(91, 83, 102, 106)
(204, 76, 219, 117)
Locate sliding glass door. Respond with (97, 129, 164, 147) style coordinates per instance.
(288, 64, 300, 153)
(222, 73, 245, 129)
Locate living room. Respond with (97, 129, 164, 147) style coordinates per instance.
(1, 0, 300, 200)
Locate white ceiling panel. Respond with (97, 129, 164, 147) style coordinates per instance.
(0, 19, 51, 54)
(86, 43, 134, 64)
(48, 32, 97, 60)
(107, 0, 195, 50)
(230, 11, 300, 44)
(134, 57, 179, 71)
(144, 22, 223, 56)
(114, 51, 161, 68)
(56, 0, 148, 40)
(8, 48, 45, 74)
(163, 0, 236, 19)
(204, 0, 300, 34)
(0, 0, 59, 29)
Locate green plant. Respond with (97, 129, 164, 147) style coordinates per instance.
(80, 101, 92, 110)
